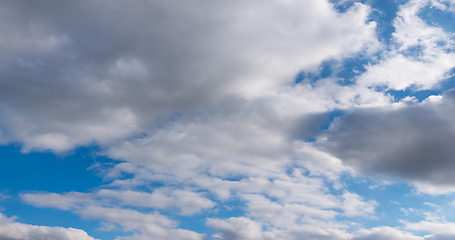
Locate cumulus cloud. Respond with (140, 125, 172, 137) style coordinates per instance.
(341, 192, 377, 217)
(0, 213, 97, 240)
(0, 0, 378, 152)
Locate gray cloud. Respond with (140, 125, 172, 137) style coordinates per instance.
(426, 235, 455, 240)
(320, 91, 455, 188)
(0, 0, 377, 151)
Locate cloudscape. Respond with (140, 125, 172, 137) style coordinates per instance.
(0, 0, 454, 239)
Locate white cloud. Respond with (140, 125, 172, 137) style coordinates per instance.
(22, 188, 214, 216)
(341, 192, 377, 217)
(0, 212, 97, 240)
(21, 190, 205, 240)
(352, 226, 423, 240)
(392, 0, 452, 50)
(358, 0, 455, 90)
(77, 206, 204, 240)
(96, 188, 215, 216)
(406, 221, 455, 235)
(358, 53, 454, 90)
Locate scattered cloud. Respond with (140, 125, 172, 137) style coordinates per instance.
(0, 0, 454, 239)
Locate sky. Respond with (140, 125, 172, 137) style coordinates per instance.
(0, 0, 454, 239)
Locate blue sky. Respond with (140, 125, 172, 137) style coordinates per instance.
(0, 0, 455, 239)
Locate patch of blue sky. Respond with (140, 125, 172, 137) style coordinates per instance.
(320, 109, 346, 130)
(337, 174, 426, 228)
(178, 215, 212, 237)
(386, 88, 441, 102)
(366, 0, 408, 44)
(400, 45, 426, 59)
(338, 173, 455, 235)
(419, 4, 455, 34)
(295, 50, 384, 87)
(0, 144, 113, 193)
(0, 144, 124, 239)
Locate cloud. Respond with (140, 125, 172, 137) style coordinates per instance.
(22, 188, 214, 216)
(352, 226, 423, 240)
(21, 189, 209, 239)
(77, 206, 204, 240)
(341, 192, 377, 217)
(207, 217, 267, 240)
(426, 235, 455, 240)
(0, 0, 378, 152)
(358, 53, 454, 90)
(96, 189, 214, 216)
(22, 168, 379, 240)
(358, 0, 455, 90)
(21, 191, 205, 240)
(207, 216, 351, 240)
(429, 0, 455, 12)
(405, 221, 455, 235)
(5, 0, 455, 239)
(319, 90, 455, 192)
(0, 212, 97, 240)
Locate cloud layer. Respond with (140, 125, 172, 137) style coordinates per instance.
(0, 0, 454, 239)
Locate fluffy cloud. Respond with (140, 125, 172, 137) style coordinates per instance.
(341, 192, 377, 217)
(0, 0, 377, 152)
(358, 0, 455, 90)
(405, 221, 455, 235)
(0, 213, 97, 240)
